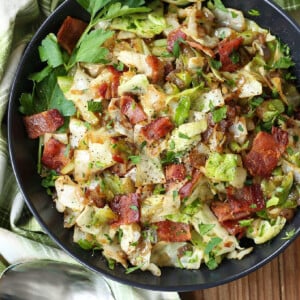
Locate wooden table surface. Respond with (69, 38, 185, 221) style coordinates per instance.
(179, 236, 300, 300)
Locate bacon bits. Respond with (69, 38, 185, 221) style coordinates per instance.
(110, 193, 140, 226)
(244, 128, 288, 177)
(141, 117, 174, 141)
(145, 55, 165, 84)
(167, 28, 187, 53)
(42, 138, 70, 172)
(57, 16, 88, 54)
(120, 95, 147, 124)
(155, 220, 191, 242)
(211, 184, 265, 223)
(165, 164, 186, 182)
(179, 169, 202, 199)
(23, 109, 64, 139)
(106, 66, 122, 98)
(218, 37, 243, 72)
(85, 186, 106, 208)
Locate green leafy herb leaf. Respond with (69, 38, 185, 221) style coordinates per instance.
(28, 65, 52, 83)
(272, 56, 295, 69)
(101, 2, 150, 21)
(88, 100, 103, 112)
(107, 258, 116, 270)
(77, 239, 94, 250)
(129, 155, 141, 164)
(125, 263, 145, 274)
(70, 29, 114, 65)
(229, 50, 240, 64)
(38, 33, 64, 68)
(19, 93, 34, 115)
(210, 59, 222, 70)
(130, 205, 139, 211)
(77, 0, 111, 18)
(282, 228, 296, 240)
(248, 9, 260, 16)
(172, 37, 186, 58)
(41, 170, 59, 189)
(34, 68, 76, 116)
(161, 151, 184, 165)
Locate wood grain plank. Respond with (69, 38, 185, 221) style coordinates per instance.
(279, 237, 300, 300)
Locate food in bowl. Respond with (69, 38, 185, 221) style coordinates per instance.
(19, 0, 300, 276)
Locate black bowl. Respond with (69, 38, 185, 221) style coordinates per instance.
(8, 0, 300, 291)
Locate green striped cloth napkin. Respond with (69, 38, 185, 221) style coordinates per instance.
(0, 0, 299, 298)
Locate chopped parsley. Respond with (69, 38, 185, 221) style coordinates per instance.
(248, 9, 260, 16)
(87, 100, 103, 112)
(282, 228, 296, 240)
(129, 155, 141, 164)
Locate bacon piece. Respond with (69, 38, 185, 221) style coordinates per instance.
(141, 117, 174, 141)
(110, 193, 140, 226)
(218, 37, 243, 72)
(272, 126, 289, 154)
(23, 109, 64, 139)
(189, 148, 207, 169)
(155, 220, 191, 242)
(211, 184, 265, 223)
(167, 28, 187, 52)
(41, 138, 70, 172)
(98, 82, 109, 99)
(244, 128, 288, 177)
(165, 164, 186, 182)
(221, 220, 247, 239)
(57, 16, 88, 54)
(106, 66, 122, 98)
(179, 169, 202, 199)
(145, 55, 165, 84)
(112, 154, 125, 164)
(85, 186, 106, 208)
(120, 95, 147, 125)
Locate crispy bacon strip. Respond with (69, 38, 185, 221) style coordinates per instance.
(272, 126, 289, 154)
(23, 109, 64, 139)
(244, 128, 288, 177)
(179, 169, 202, 199)
(165, 164, 186, 182)
(120, 95, 147, 125)
(110, 193, 140, 226)
(218, 37, 243, 72)
(211, 184, 265, 223)
(141, 117, 174, 141)
(107, 66, 122, 98)
(41, 138, 70, 172)
(221, 220, 247, 239)
(155, 220, 191, 242)
(97, 82, 109, 99)
(167, 28, 187, 52)
(57, 16, 88, 54)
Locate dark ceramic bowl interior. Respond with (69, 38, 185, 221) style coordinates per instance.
(8, 0, 300, 291)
